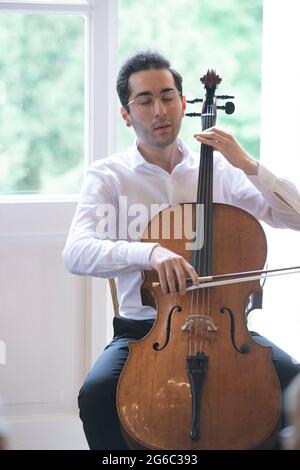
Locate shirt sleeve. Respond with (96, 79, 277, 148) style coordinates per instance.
(62, 164, 159, 278)
(218, 154, 300, 230)
(248, 164, 300, 216)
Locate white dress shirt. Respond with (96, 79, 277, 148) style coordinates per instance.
(63, 138, 300, 320)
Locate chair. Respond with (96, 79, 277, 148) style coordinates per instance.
(108, 278, 119, 316)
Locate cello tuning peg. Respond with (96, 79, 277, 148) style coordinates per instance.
(186, 97, 203, 104)
(185, 112, 202, 117)
(225, 102, 235, 114)
(217, 102, 235, 115)
(216, 95, 235, 100)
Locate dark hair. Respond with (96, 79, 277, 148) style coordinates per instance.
(116, 50, 183, 112)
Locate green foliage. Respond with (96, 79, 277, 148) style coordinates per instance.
(0, 2, 262, 195)
(0, 13, 85, 194)
(118, 0, 263, 158)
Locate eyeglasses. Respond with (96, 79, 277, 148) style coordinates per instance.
(126, 89, 181, 111)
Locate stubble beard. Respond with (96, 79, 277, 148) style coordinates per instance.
(131, 119, 181, 149)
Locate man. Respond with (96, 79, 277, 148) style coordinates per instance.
(63, 51, 300, 450)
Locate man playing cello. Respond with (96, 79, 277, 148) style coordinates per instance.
(63, 51, 300, 449)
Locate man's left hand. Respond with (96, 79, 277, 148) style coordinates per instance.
(194, 127, 259, 176)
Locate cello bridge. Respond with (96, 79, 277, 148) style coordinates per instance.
(181, 315, 218, 333)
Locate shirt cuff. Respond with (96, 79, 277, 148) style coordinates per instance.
(127, 242, 160, 269)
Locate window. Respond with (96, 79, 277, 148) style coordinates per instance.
(0, 1, 87, 195)
(118, 0, 263, 158)
(252, 0, 300, 362)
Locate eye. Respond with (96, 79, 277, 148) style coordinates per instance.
(137, 96, 153, 106)
(161, 91, 176, 102)
(162, 96, 174, 102)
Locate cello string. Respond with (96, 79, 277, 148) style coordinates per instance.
(197, 135, 206, 356)
(205, 133, 211, 356)
(201, 141, 208, 354)
(207, 110, 215, 355)
(189, 211, 195, 356)
(199, 127, 211, 355)
(192, 126, 204, 356)
(198, 114, 206, 355)
(203, 110, 214, 356)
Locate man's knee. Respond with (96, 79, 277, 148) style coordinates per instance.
(78, 374, 118, 419)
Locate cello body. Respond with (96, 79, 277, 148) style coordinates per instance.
(117, 203, 281, 449)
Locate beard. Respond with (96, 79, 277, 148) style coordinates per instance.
(130, 117, 182, 149)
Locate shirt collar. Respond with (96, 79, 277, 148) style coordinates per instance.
(127, 137, 195, 172)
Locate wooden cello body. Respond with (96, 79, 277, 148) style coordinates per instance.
(117, 71, 281, 450)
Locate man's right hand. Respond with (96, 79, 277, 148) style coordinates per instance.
(149, 246, 199, 296)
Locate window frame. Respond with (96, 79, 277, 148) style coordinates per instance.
(0, 0, 118, 201)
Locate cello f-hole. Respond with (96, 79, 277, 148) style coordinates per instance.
(153, 305, 182, 351)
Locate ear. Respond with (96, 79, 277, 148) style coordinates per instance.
(120, 106, 132, 127)
(181, 95, 187, 116)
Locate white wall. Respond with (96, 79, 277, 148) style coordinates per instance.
(250, 0, 300, 361)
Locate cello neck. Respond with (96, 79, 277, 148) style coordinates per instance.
(192, 71, 220, 277)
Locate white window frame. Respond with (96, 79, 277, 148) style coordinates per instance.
(255, 0, 300, 361)
(0, 5, 118, 440)
(0, 0, 118, 201)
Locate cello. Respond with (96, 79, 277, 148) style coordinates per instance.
(117, 70, 281, 449)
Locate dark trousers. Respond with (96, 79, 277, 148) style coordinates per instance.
(78, 316, 300, 450)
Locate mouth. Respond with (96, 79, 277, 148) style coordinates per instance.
(153, 123, 171, 132)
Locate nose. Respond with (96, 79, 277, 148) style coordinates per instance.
(152, 96, 167, 116)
